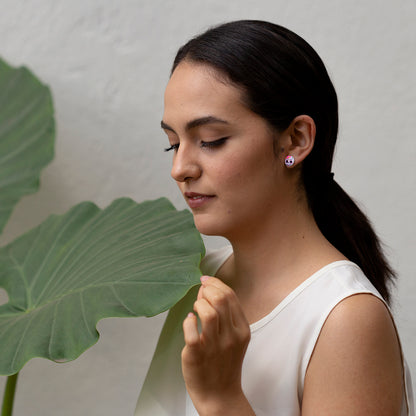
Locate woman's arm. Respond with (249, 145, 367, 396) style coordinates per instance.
(302, 294, 404, 416)
(181, 276, 255, 416)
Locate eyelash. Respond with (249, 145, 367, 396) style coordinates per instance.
(164, 137, 229, 152)
(164, 144, 179, 152)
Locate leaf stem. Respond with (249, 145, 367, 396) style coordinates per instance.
(1, 372, 19, 416)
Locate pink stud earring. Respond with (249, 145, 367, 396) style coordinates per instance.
(284, 155, 295, 167)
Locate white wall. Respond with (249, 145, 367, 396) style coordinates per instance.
(0, 0, 414, 414)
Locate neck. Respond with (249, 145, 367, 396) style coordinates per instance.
(218, 197, 344, 323)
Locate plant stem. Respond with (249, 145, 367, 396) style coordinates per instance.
(1, 373, 19, 416)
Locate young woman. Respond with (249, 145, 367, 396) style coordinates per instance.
(135, 20, 414, 415)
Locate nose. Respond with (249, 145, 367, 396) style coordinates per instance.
(170, 144, 202, 183)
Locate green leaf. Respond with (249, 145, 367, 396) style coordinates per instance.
(0, 57, 55, 235)
(0, 197, 204, 376)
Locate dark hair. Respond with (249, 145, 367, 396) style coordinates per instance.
(172, 20, 395, 303)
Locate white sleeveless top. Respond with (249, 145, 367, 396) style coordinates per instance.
(135, 246, 414, 416)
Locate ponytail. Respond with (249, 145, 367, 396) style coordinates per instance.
(305, 175, 395, 304)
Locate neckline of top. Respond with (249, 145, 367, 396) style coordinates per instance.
(205, 246, 360, 333)
(249, 260, 360, 332)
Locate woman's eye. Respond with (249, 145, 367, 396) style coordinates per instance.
(164, 144, 179, 152)
(200, 137, 229, 149)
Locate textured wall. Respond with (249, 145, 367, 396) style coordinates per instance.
(0, 0, 415, 414)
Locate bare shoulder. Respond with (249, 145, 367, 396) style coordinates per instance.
(302, 294, 404, 416)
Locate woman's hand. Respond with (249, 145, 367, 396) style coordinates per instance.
(181, 276, 254, 415)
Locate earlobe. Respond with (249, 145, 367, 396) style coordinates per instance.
(285, 115, 316, 166)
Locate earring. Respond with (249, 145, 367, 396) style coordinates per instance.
(284, 155, 295, 167)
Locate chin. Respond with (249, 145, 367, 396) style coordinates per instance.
(193, 215, 229, 238)
(194, 223, 222, 237)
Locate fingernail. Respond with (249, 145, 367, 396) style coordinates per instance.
(200, 275, 210, 283)
(187, 312, 194, 318)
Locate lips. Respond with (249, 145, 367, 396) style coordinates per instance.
(184, 192, 215, 209)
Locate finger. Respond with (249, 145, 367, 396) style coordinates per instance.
(229, 299, 250, 331)
(198, 283, 251, 356)
(197, 284, 204, 301)
(200, 275, 226, 289)
(199, 284, 234, 336)
(193, 298, 220, 343)
(201, 276, 248, 330)
(183, 312, 201, 349)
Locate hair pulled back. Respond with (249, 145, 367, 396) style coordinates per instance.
(172, 20, 395, 303)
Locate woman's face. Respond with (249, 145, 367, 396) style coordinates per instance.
(162, 62, 291, 239)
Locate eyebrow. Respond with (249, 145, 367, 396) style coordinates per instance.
(160, 116, 229, 133)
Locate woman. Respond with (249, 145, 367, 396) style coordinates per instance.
(136, 20, 414, 415)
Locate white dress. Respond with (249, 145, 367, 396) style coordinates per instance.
(135, 246, 414, 416)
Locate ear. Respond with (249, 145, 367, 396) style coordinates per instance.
(280, 115, 315, 167)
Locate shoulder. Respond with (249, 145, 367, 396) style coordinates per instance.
(321, 293, 395, 337)
(302, 293, 404, 415)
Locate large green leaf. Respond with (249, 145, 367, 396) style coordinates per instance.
(0, 197, 204, 376)
(0, 57, 55, 235)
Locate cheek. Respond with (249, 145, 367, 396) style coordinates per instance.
(226, 150, 277, 185)
(214, 158, 245, 190)
(217, 158, 276, 206)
